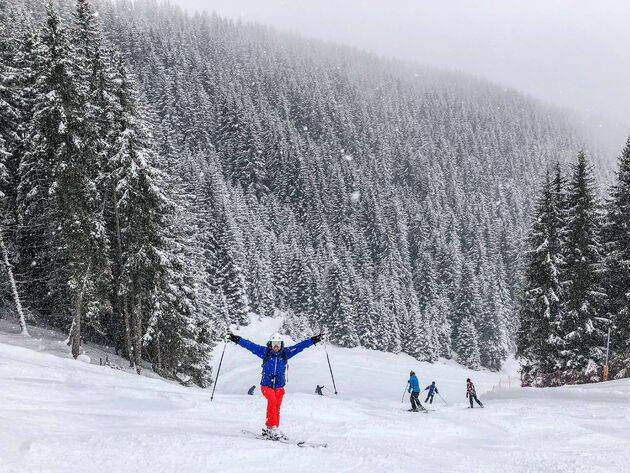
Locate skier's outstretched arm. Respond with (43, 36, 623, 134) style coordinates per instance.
(285, 333, 324, 359)
(228, 332, 266, 359)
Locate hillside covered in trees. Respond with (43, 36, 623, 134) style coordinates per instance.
(518, 142, 630, 383)
(0, 0, 613, 385)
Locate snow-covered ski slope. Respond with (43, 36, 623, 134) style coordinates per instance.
(1, 316, 629, 473)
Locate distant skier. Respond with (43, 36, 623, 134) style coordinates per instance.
(408, 371, 425, 411)
(228, 331, 323, 440)
(466, 378, 484, 408)
(248, 385, 256, 395)
(424, 381, 439, 404)
(315, 385, 324, 396)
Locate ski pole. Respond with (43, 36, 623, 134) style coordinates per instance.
(210, 339, 227, 402)
(438, 392, 448, 406)
(401, 381, 409, 403)
(323, 339, 338, 395)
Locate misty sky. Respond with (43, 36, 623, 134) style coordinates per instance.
(168, 0, 630, 131)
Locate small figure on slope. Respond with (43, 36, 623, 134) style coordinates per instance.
(248, 385, 256, 395)
(315, 385, 324, 396)
(424, 381, 439, 404)
(466, 378, 484, 408)
(408, 371, 425, 411)
(228, 331, 323, 440)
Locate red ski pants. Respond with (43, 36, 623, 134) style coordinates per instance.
(261, 386, 285, 427)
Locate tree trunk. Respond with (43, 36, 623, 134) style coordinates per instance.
(71, 289, 84, 359)
(0, 226, 29, 336)
(155, 330, 162, 373)
(123, 297, 134, 368)
(133, 297, 143, 375)
(113, 186, 134, 367)
(71, 265, 91, 359)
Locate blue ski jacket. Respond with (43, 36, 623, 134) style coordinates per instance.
(408, 374, 420, 393)
(425, 384, 438, 395)
(237, 337, 314, 389)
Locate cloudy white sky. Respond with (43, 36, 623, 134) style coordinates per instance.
(169, 0, 630, 133)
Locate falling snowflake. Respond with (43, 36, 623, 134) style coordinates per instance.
(350, 191, 361, 202)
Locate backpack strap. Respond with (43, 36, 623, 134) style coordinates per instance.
(262, 346, 272, 366)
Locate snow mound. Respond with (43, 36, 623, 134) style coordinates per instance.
(76, 354, 91, 363)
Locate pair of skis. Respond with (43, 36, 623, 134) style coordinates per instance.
(242, 430, 328, 448)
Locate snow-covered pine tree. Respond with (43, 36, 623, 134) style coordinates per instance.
(517, 168, 567, 375)
(4, 18, 39, 222)
(288, 249, 318, 322)
(197, 171, 250, 326)
(602, 138, 630, 352)
(19, 3, 111, 358)
(145, 235, 214, 387)
(428, 294, 452, 358)
(353, 279, 378, 349)
(106, 54, 213, 384)
(373, 273, 402, 353)
(325, 257, 359, 347)
(479, 289, 509, 371)
(561, 152, 607, 370)
(455, 317, 481, 370)
(72, 0, 111, 143)
(0, 39, 29, 336)
(0, 28, 19, 205)
(405, 292, 437, 362)
(453, 261, 483, 350)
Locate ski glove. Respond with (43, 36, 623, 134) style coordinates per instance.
(228, 332, 241, 344)
(311, 333, 324, 345)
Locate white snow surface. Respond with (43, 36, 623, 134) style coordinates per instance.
(1, 315, 629, 473)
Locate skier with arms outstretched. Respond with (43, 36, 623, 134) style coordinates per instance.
(228, 331, 323, 440)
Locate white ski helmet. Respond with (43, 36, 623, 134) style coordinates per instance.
(268, 332, 284, 348)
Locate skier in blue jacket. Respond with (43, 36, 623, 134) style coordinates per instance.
(408, 371, 425, 411)
(424, 381, 439, 404)
(228, 331, 323, 440)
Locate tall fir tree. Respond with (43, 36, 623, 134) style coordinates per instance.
(325, 258, 359, 347)
(517, 167, 567, 375)
(561, 152, 606, 370)
(18, 3, 111, 358)
(603, 138, 630, 352)
(456, 317, 481, 370)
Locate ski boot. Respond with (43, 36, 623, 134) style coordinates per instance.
(262, 426, 279, 440)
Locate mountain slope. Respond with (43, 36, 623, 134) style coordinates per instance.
(1, 316, 628, 473)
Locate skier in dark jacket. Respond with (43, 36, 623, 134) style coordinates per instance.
(424, 381, 439, 404)
(408, 371, 425, 411)
(228, 331, 323, 440)
(248, 385, 256, 395)
(315, 385, 324, 396)
(466, 378, 484, 408)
